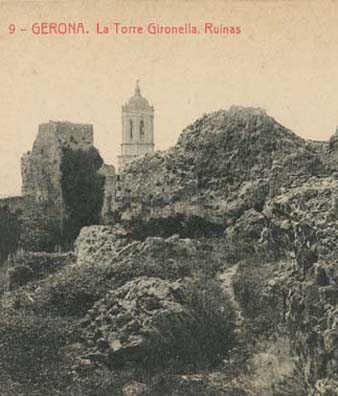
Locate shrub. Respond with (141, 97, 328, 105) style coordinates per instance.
(6, 251, 74, 290)
(82, 276, 237, 371)
(181, 277, 237, 367)
(30, 261, 112, 317)
(130, 214, 225, 240)
(233, 262, 284, 337)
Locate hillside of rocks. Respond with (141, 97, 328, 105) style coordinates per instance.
(1, 106, 338, 395)
(116, 106, 330, 226)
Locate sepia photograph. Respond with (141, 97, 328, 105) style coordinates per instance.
(0, 1, 338, 395)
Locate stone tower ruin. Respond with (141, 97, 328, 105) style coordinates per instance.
(21, 121, 94, 210)
(20, 121, 105, 243)
(117, 81, 155, 171)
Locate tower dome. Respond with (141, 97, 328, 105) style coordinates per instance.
(126, 80, 152, 110)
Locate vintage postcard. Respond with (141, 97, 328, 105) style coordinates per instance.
(0, 1, 337, 395)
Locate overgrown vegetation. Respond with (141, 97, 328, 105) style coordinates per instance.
(0, 205, 21, 264)
(233, 262, 284, 337)
(6, 250, 74, 290)
(130, 214, 225, 240)
(61, 147, 105, 246)
(19, 201, 64, 252)
(0, 312, 78, 394)
(181, 277, 237, 368)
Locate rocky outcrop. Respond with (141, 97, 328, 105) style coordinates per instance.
(279, 256, 338, 395)
(74, 226, 228, 280)
(111, 108, 338, 396)
(116, 106, 326, 226)
(74, 225, 127, 265)
(81, 276, 235, 370)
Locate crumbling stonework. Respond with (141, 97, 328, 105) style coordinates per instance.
(0, 120, 108, 255)
(21, 121, 94, 221)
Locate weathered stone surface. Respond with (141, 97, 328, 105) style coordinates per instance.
(6, 121, 106, 251)
(116, 106, 326, 226)
(81, 276, 235, 369)
(314, 379, 338, 396)
(21, 121, 93, 211)
(74, 225, 127, 266)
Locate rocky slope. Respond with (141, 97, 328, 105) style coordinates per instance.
(1, 106, 338, 395)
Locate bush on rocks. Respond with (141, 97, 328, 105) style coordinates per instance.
(233, 262, 285, 337)
(81, 276, 236, 370)
(6, 250, 74, 290)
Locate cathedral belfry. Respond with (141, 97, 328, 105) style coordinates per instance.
(117, 81, 155, 171)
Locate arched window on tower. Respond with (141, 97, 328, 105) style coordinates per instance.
(129, 120, 133, 139)
(140, 120, 145, 139)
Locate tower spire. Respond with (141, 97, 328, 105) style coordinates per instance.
(135, 79, 141, 96)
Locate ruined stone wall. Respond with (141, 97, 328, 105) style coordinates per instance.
(19, 121, 106, 248)
(54, 121, 93, 150)
(21, 121, 95, 225)
(22, 121, 93, 201)
(22, 122, 63, 219)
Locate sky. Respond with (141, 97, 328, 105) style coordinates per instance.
(1, 0, 338, 196)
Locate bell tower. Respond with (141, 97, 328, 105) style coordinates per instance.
(117, 81, 155, 171)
